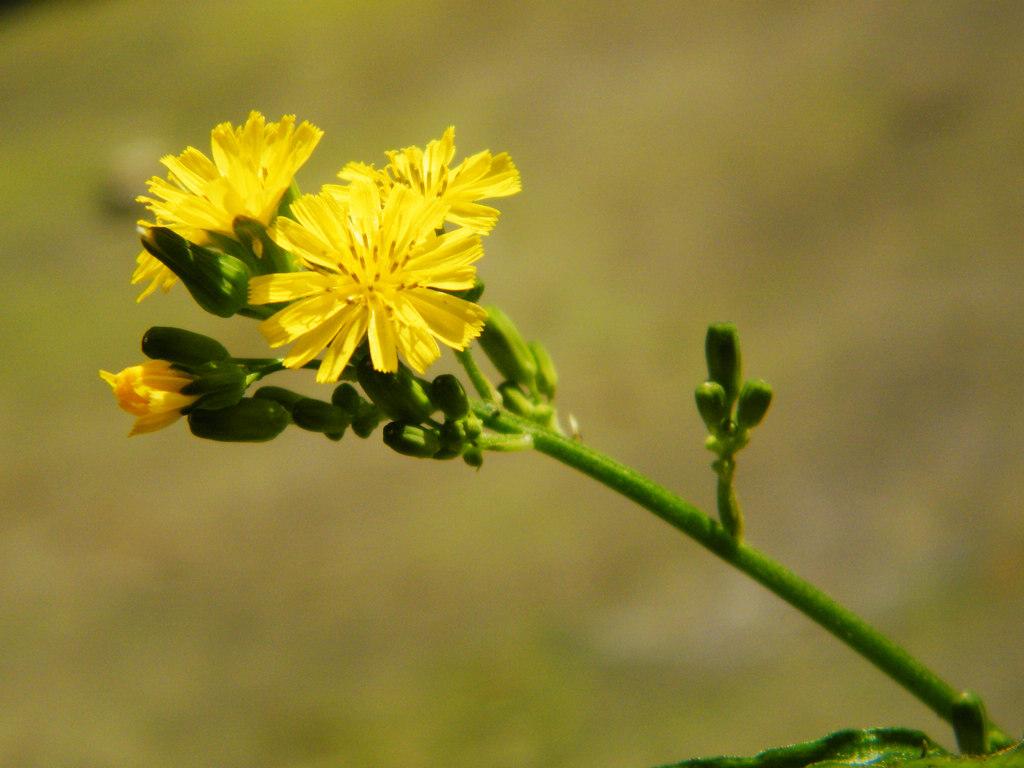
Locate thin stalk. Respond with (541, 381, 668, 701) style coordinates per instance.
(480, 406, 1013, 750)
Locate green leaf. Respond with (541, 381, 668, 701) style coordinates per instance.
(658, 729, 951, 768)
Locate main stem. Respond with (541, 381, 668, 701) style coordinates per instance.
(482, 408, 1012, 750)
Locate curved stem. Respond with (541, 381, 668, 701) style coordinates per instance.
(480, 406, 1013, 751)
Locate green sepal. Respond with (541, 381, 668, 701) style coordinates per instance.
(141, 326, 229, 365)
(477, 305, 537, 392)
(187, 397, 290, 442)
(177, 360, 248, 412)
(705, 322, 742, 406)
(382, 421, 440, 458)
(253, 385, 306, 415)
(529, 341, 558, 400)
(203, 230, 262, 274)
(444, 279, 485, 304)
(276, 178, 301, 218)
(140, 227, 252, 318)
(736, 378, 773, 429)
(292, 398, 350, 436)
(232, 215, 299, 274)
(430, 374, 470, 420)
(695, 380, 729, 433)
(356, 357, 434, 424)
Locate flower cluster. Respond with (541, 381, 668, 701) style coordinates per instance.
(102, 113, 527, 448)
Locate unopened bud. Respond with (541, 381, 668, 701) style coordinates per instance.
(357, 357, 433, 424)
(736, 379, 773, 429)
(695, 380, 729, 433)
(705, 323, 742, 406)
(952, 691, 990, 756)
(439, 419, 467, 453)
(332, 382, 382, 438)
(477, 306, 537, 392)
(430, 374, 470, 420)
(382, 421, 440, 458)
(331, 383, 363, 416)
(463, 446, 483, 468)
(529, 341, 557, 399)
(141, 226, 252, 317)
(141, 326, 229, 365)
(187, 397, 290, 442)
(292, 398, 350, 436)
(253, 386, 306, 415)
(351, 406, 384, 439)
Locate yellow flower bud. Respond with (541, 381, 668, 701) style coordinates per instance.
(99, 360, 199, 436)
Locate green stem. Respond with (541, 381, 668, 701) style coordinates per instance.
(714, 457, 743, 539)
(454, 348, 500, 402)
(480, 406, 1013, 751)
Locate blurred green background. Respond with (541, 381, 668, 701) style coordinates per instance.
(2, 1, 1024, 766)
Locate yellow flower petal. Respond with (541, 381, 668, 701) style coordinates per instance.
(100, 360, 199, 436)
(134, 112, 323, 299)
(250, 127, 512, 381)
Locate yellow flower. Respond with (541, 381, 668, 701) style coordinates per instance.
(328, 126, 520, 234)
(133, 112, 323, 299)
(249, 180, 488, 382)
(99, 360, 200, 436)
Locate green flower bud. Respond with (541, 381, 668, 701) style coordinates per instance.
(140, 226, 252, 318)
(331, 383, 363, 416)
(382, 421, 440, 458)
(356, 357, 434, 424)
(463, 446, 483, 468)
(462, 413, 483, 441)
(253, 385, 306, 415)
(952, 691, 990, 756)
(187, 397, 290, 442)
(141, 326, 229, 365)
(439, 419, 467, 453)
(178, 360, 248, 412)
(477, 306, 537, 392)
(332, 382, 382, 437)
(498, 382, 534, 417)
(736, 379, 773, 429)
(695, 380, 729, 432)
(705, 322, 742, 406)
(351, 406, 384, 439)
(529, 341, 557, 400)
(430, 374, 470, 420)
(292, 398, 350, 436)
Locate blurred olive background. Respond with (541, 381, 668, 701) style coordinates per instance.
(3, 1, 1024, 766)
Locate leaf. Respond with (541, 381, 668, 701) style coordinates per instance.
(656, 728, 1023, 768)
